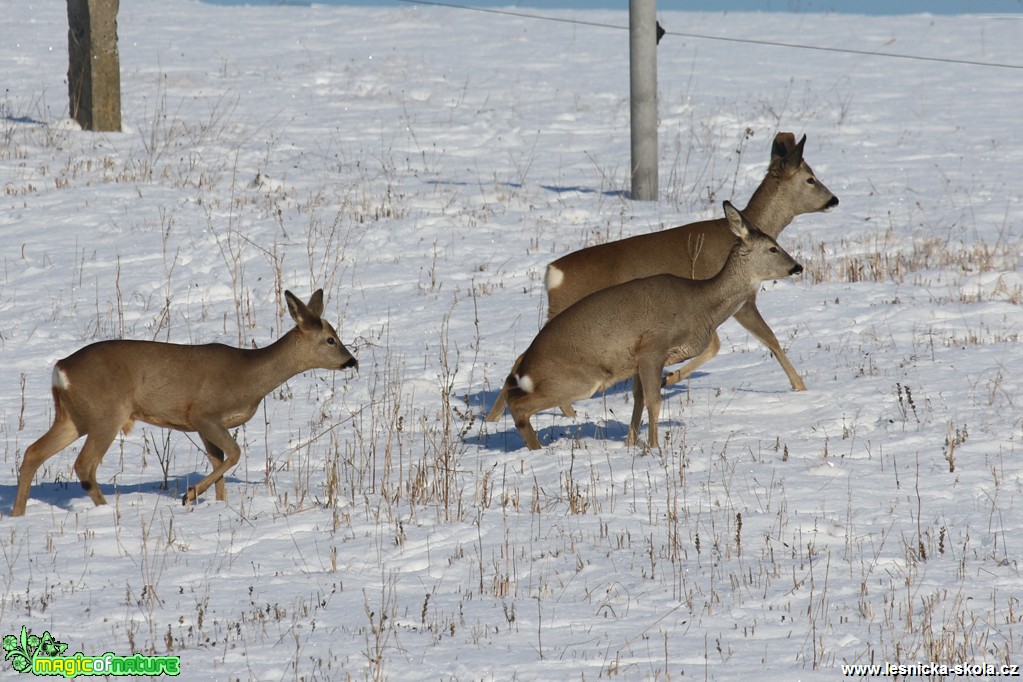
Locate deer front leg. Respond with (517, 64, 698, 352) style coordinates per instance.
(625, 355, 669, 449)
(662, 331, 721, 388)
(627, 374, 645, 446)
(732, 299, 806, 391)
(185, 421, 241, 505)
(637, 357, 666, 449)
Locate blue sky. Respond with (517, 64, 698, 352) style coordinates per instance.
(201, 0, 1023, 14)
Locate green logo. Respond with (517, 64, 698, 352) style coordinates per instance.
(3, 627, 180, 677)
(3, 627, 68, 673)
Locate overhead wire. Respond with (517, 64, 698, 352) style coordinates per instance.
(399, 0, 1023, 71)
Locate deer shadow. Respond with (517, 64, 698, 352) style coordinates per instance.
(3, 472, 241, 515)
(469, 414, 636, 452)
(2, 113, 46, 126)
(468, 375, 698, 451)
(539, 184, 626, 198)
(468, 366, 719, 452)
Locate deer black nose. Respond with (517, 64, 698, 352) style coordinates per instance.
(825, 196, 839, 209)
(790, 264, 804, 276)
(341, 357, 358, 370)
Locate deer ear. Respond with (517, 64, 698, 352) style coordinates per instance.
(771, 133, 807, 177)
(722, 201, 750, 241)
(285, 290, 321, 329)
(306, 289, 325, 318)
(789, 134, 807, 164)
(771, 132, 797, 161)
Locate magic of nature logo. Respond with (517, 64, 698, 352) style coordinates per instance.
(3, 626, 180, 677)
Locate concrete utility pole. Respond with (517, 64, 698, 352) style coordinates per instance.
(67, 0, 122, 131)
(629, 0, 657, 201)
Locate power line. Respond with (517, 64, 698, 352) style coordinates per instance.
(399, 0, 1023, 71)
(666, 27, 1023, 70)
(400, 0, 626, 32)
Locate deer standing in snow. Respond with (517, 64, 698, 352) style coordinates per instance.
(486, 132, 836, 422)
(499, 202, 802, 450)
(12, 289, 357, 516)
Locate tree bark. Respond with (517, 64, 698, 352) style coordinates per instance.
(67, 0, 121, 131)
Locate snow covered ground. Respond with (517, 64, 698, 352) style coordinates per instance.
(2, 1, 1022, 679)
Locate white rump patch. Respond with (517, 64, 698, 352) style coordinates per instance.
(516, 374, 535, 393)
(52, 366, 70, 391)
(545, 265, 564, 290)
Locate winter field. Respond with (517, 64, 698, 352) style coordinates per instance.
(2, 1, 1023, 679)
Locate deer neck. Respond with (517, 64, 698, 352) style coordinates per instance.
(742, 182, 794, 239)
(700, 249, 758, 322)
(239, 330, 310, 398)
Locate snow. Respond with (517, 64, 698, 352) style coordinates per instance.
(2, 0, 1022, 679)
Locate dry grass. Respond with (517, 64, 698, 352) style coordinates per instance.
(2, 53, 1022, 681)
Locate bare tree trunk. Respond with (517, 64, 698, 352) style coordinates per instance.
(67, 0, 121, 131)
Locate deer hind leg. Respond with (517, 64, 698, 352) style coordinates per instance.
(662, 331, 721, 388)
(484, 384, 509, 422)
(513, 413, 543, 451)
(508, 385, 574, 451)
(184, 420, 241, 504)
(72, 422, 124, 507)
(12, 413, 81, 515)
(199, 435, 228, 501)
(732, 300, 806, 391)
(486, 354, 577, 422)
(485, 354, 522, 422)
(507, 392, 548, 451)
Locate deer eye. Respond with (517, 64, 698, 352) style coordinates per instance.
(770, 247, 779, 253)
(327, 337, 336, 345)
(806, 177, 816, 185)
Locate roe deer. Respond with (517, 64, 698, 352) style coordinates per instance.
(485, 132, 835, 422)
(499, 201, 802, 450)
(12, 289, 357, 516)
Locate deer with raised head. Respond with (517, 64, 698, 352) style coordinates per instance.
(12, 289, 357, 516)
(486, 132, 836, 422)
(499, 201, 803, 450)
